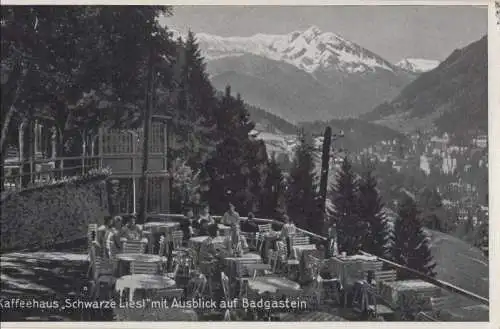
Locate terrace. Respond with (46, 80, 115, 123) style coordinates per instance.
(73, 213, 487, 322)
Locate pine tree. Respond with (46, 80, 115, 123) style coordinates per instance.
(393, 195, 437, 279)
(287, 130, 321, 233)
(418, 187, 445, 232)
(169, 31, 218, 168)
(358, 164, 390, 258)
(333, 156, 362, 255)
(204, 87, 262, 215)
(260, 154, 287, 219)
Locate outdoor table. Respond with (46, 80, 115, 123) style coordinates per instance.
(224, 252, 262, 279)
(189, 236, 226, 249)
(292, 244, 317, 260)
(143, 222, 180, 234)
(326, 254, 382, 289)
(245, 263, 271, 277)
(115, 274, 176, 302)
(378, 279, 441, 311)
(116, 253, 164, 276)
(247, 276, 301, 295)
(119, 237, 148, 249)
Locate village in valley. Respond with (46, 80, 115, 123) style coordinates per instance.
(0, 5, 490, 323)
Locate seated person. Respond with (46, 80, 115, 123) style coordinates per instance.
(199, 224, 219, 262)
(221, 203, 240, 228)
(122, 214, 142, 240)
(197, 205, 214, 236)
(241, 212, 259, 233)
(180, 208, 195, 241)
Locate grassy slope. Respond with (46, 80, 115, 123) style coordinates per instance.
(426, 229, 489, 299)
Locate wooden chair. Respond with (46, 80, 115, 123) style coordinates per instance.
(88, 224, 98, 247)
(375, 270, 397, 282)
(258, 224, 272, 233)
(123, 240, 146, 254)
(90, 257, 116, 300)
(374, 269, 397, 294)
(169, 230, 184, 255)
(130, 260, 159, 275)
(291, 235, 310, 246)
(240, 232, 257, 250)
(276, 241, 300, 278)
(234, 258, 261, 298)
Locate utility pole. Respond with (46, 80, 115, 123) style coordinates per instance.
(319, 126, 332, 226)
(138, 28, 155, 224)
(318, 127, 344, 229)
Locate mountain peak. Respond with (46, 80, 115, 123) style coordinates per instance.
(302, 25, 322, 41)
(395, 58, 440, 73)
(192, 27, 397, 74)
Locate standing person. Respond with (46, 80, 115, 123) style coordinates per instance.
(97, 216, 111, 252)
(198, 205, 214, 236)
(280, 215, 296, 258)
(222, 203, 240, 228)
(180, 208, 195, 241)
(105, 216, 122, 258)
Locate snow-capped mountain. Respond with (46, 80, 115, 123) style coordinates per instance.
(188, 26, 398, 75)
(395, 58, 440, 73)
(172, 26, 416, 122)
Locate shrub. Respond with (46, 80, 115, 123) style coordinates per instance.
(0, 170, 111, 252)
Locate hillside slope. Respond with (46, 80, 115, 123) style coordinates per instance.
(427, 229, 489, 299)
(362, 36, 487, 137)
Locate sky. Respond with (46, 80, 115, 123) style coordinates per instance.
(161, 6, 487, 63)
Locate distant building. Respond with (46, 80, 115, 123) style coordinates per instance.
(472, 135, 488, 148)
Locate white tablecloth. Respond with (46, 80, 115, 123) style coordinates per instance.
(115, 274, 176, 301)
(143, 222, 180, 232)
(116, 253, 162, 263)
(292, 244, 317, 259)
(247, 276, 301, 294)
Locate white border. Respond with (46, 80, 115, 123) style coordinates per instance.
(0, 1, 497, 329)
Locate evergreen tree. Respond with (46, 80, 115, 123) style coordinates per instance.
(393, 195, 437, 279)
(204, 87, 261, 215)
(358, 164, 390, 258)
(260, 153, 287, 219)
(286, 130, 321, 233)
(168, 31, 218, 168)
(333, 156, 362, 255)
(418, 187, 446, 232)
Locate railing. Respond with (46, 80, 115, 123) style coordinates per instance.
(2, 156, 101, 191)
(141, 212, 489, 312)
